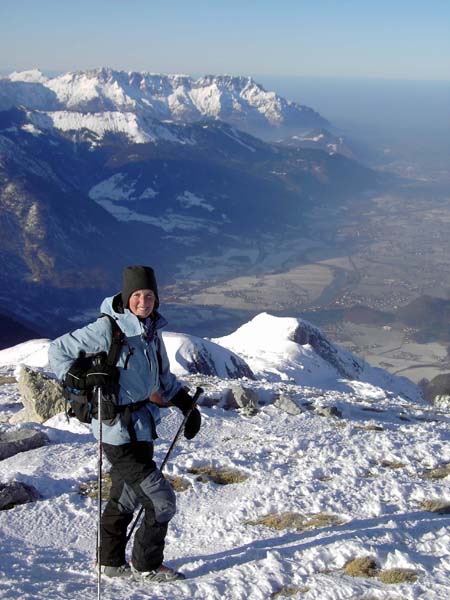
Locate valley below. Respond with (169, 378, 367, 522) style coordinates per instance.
(164, 177, 450, 384)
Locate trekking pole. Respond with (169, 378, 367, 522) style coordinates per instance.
(96, 384, 103, 600)
(126, 386, 203, 543)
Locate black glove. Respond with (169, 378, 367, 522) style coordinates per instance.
(171, 388, 202, 440)
(85, 359, 119, 390)
(64, 354, 91, 390)
(184, 408, 201, 440)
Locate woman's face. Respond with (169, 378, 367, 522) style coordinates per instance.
(128, 289, 156, 318)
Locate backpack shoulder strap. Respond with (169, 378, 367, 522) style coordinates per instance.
(101, 314, 125, 366)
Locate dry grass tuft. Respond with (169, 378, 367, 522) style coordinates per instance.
(187, 466, 248, 485)
(344, 556, 379, 578)
(380, 460, 407, 469)
(79, 473, 112, 499)
(0, 375, 16, 385)
(345, 559, 419, 585)
(354, 424, 384, 432)
(270, 585, 309, 598)
(378, 568, 418, 584)
(422, 464, 450, 480)
(166, 474, 191, 492)
(246, 511, 345, 532)
(420, 499, 450, 514)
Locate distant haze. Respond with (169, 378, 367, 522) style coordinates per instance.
(259, 76, 450, 171)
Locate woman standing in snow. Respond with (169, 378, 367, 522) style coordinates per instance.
(49, 265, 201, 583)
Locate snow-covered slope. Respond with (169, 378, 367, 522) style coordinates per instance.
(26, 109, 195, 145)
(0, 338, 50, 370)
(0, 313, 449, 600)
(163, 331, 254, 379)
(2, 68, 328, 138)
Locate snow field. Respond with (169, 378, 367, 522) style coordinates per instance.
(0, 316, 449, 598)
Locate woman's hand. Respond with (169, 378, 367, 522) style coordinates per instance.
(149, 391, 170, 407)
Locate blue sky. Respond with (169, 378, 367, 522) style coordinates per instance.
(1, 0, 450, 80)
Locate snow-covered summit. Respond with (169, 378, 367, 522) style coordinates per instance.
(215, 312, 422, 401)
(3, 68, 328, 135)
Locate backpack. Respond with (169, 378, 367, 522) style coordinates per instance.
(63, 314, 126, 424)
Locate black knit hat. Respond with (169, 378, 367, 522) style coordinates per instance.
(122, 266, 159, 309)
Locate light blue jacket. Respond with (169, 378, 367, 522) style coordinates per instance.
(48, 294, 181, 445)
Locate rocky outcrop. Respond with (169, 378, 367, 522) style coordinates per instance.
(420, 373, 450, 407)
(0, 427, 49, 460)
(16, 366, 65, 423)
(291, 321, 363, 380)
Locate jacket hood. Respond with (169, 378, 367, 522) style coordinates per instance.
(100, 293, 168, 337)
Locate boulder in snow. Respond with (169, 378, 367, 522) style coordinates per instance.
(0, 481, 41, 510)
(0, 428, 49, 461)
(274, 394, 303, 416)
(222, 385, 259, 414)
(16, 366, 65, 424)
(315, 405, 343, 419)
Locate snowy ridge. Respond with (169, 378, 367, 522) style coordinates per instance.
(27, 109, 196, 145)
(1, 314, 449, 599)
(0, 313, 421, 401)
(3, 68, 328, 135)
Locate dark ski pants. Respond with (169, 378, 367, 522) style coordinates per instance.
(100, 441, 176, 571)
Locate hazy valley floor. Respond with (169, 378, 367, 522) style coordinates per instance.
(164, 178, 450, 383)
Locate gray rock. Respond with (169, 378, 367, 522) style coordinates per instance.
(15, 366, 65, 424)
(0, 481, 41, 510)
(223, 385, 259, 415)
(198, 394, 220, 408)
(0, 428, 49, 460)
(274, 394, 303, 416)
(420, 372, 450, 405)
(315, 405, 343, 418)
(222, 388, 238, 410)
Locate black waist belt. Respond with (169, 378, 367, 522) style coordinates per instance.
(116, 400, 157, 442)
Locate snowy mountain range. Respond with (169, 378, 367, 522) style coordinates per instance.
(0, 68, 381, 339)
(2, 68, 329, 139)
(1, 311, 449, 599)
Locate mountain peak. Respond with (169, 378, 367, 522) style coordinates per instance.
(214, 312, 422, 401)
